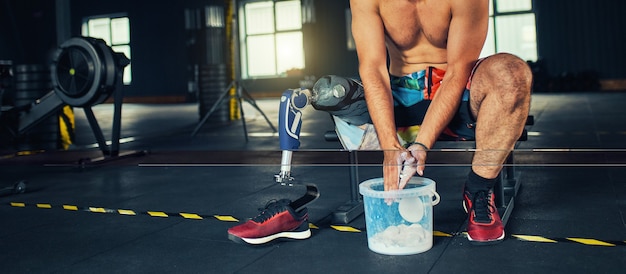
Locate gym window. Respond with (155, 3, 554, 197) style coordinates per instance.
(480, 0, 537, 62)
(239, 0, 305, 78)
(81, 15, 132, 84)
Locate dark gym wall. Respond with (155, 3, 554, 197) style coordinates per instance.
(534, 0, 626, 80)
(0, 0, 57, 64)
(1, 0, 625, 101)
(69, 0, 224, 100)
(306, 0, 358, 78)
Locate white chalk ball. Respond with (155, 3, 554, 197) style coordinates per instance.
(398, 197, 424, 223)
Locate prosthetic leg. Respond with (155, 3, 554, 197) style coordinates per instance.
(276, 76, 371, 216)
(226, 89, 317, 245)
(228, 79, 370, 244)
(276, 88, 319, 212)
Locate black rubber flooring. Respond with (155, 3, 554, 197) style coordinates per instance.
(1, 91, 626, 273)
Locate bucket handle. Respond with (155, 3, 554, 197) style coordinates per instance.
(430, 190, 440, 206)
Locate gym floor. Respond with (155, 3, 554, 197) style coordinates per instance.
(1, 91, 626, 273)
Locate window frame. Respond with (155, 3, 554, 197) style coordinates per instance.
(81, 14, 132, 85)
(481, 0, 538, 61)
(239, 0, 305, 79)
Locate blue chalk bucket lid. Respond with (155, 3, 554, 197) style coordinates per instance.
(359, 177, 439, 201)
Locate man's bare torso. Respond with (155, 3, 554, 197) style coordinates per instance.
(379, 0, 452, 76)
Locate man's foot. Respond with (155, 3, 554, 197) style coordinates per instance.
(463, 188, 505, 245)
(227, 199, 311, 245)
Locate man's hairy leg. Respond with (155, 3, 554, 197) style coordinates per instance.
(469, 53, 532, 179)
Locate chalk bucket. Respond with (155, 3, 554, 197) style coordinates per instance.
(359, 177, 440, 255)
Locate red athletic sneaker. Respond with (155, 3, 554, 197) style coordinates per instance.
(227, 199, 311, 245)
(462, 188, 505, 245)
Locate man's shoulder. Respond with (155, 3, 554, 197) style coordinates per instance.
(449, 0, 489, 12)
(350, 0, 379, 10)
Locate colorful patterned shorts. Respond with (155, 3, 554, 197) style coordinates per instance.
(391, 58, 486, 142)
(332, 59, 485, 150)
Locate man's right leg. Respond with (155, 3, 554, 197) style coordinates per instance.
(464, 53, 532, 244)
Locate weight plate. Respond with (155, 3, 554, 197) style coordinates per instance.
(14, 72, 52, 82)
(14, 64, 48, 73)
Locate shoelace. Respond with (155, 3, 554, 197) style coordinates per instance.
(471, 190, 495, 223)
(252, 199, 291, 223)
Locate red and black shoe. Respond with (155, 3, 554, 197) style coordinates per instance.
(462, 188, 505, 245)
(227, 199, 311, 245)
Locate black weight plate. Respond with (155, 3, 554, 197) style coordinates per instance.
(14, 72, 52, 82)
(14, 90, 48, 99)
(14, 64, 48, 73)
(14, 82, 53, 91)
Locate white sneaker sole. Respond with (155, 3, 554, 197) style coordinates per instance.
(466, 231, 505, 245)
(230, 229, 312, 245)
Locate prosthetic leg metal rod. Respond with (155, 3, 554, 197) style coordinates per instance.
(275, 150, 294, 185)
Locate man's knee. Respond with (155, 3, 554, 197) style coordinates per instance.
(310, 75, 370, 126)
(471, 53, 532, 118)
(481, 53, 533, 92)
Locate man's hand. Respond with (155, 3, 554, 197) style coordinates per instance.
(383, 149, 404, 192)
(382, 144, 427, 192)
(399, 143, 428, 188)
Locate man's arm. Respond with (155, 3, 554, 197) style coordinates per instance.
(414, 0, 489, 148)
(350, 0, 400, 151)
(351, 0, 407, 191)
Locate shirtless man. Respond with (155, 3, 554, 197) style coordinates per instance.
(350, 0, 532, 244)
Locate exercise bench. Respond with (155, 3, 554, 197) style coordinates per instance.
(326, 116, 533, 225)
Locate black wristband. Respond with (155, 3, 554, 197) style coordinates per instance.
(404, 141, 429, 151)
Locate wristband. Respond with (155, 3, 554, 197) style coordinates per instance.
(404, 141, 429, 151)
